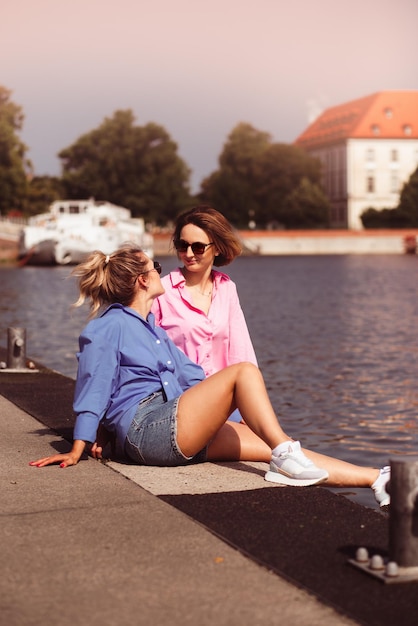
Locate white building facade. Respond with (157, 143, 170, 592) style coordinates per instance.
(295, 92, 418, 230)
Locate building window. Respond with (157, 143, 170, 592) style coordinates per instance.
(391, 149, 398, 161)
(367, 176, 375, 193)
(390, 173, 399, 193)
(340, 168, 346, 196)
(366, 148, 375, 161)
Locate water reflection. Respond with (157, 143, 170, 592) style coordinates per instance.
(0, 265, 85, 376)
(227, 255, 418, 507)
(1, 255, 417, 509)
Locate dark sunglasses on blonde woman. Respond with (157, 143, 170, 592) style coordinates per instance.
(140, 261, 162, 275)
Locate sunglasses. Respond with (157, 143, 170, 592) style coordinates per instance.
(140, 260, 162, 275)
(174, 240, 214, 255)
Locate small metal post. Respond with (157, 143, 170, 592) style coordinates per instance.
(348, 457, 418, 582)
(7, 327, 27, 369)
(389, 457, 418, 568)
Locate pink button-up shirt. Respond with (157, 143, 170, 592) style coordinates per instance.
(152, 268, 257, 377)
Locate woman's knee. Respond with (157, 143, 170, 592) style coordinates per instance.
(235, 361, 260, 378)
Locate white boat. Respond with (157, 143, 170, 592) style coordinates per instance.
(18, 199, 153, 265)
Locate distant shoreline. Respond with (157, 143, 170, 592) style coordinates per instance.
(154, 229, 418, 256)
(2, 228, 418, 263)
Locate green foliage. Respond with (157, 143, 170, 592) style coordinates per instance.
(361, 207, 412, 228)
(398, 166, 418, 223)
(0, 86, 30, 214)
(255, 144, 325, 226)
(218, 123, 271, 175)
(199, 170, 258, 226)
(24, 176, 64, 217)
(58, 110, 193, 224)
(361, 167, 418, 228)
(199, 123, 328, 228)
(280, 178, 330, 228)
(199, 123, 267, 227)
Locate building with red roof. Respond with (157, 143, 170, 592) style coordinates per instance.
(295, 91, 418, 229)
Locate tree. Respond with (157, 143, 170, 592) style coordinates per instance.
(199, 123, 327, 228)
(280, 177, 330, 228)
(59, 110, 193, 224)
(218, 122, 271, 176)
(199, 124, 271, 226)
(397, 166, 418, 225)
(24, 176, 64, 217)
(255, 143, 323, 226)
(199, 170, 259, 226)
(361, 167, 418, 228)
(0, 86, 30, 214)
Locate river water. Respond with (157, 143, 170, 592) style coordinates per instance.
(1, 254, 418, 509)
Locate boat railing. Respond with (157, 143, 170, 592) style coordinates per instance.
(0, 216, 27, 241)
(0, 215, 28, 226)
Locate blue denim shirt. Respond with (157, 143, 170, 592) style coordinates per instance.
(73, 303, 205, 447)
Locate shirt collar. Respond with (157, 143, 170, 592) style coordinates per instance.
(101, 302, 156, 328)
(169, 267, 230, 288)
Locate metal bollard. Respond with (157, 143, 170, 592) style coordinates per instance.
(7, 327, 27, 369)
(0, 328, 38, 373)
(348, 457, 418, 583)
(389, 457, 418, 569)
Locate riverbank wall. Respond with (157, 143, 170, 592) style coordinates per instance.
(0, 219, 22, 263)
(2, 223, 418, 263)
(154, 229, 418, 256)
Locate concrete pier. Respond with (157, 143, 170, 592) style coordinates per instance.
(1, 348, 418, 625)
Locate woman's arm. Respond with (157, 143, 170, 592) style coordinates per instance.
(30, 439, 87, 468)
(227, 283, 258, 366)
(31, 319, 120, 468)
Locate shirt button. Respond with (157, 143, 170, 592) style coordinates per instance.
(156, 340, 161, 344)
(164, 381, 168, 386)
(167, 360, 172, 365)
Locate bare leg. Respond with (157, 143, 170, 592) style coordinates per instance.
(302, 449, 379, 487)
(177, 362, 291, 457)
(177, 362, 380, 489)
(92, 388, 380, 487)
(207, 422, 272, 462)
(207, 422, 380, 487)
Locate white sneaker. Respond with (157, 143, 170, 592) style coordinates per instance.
(372, 466, 390, 507)
(265, 441, 329, 486)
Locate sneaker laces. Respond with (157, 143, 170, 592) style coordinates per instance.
(275, 442, 314, 468)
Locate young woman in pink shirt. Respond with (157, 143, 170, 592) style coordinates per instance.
(152, 205, 256, 373)
(151, 205, 256, 422)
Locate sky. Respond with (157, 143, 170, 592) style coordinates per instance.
(2, 0, 418, 192)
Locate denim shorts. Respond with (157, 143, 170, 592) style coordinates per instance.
(124, 391, 207, 467)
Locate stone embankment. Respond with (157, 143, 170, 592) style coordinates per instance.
(154, 229, 418, 256)
(2, 222, 418, 263)
(0, 218, 23, 262)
